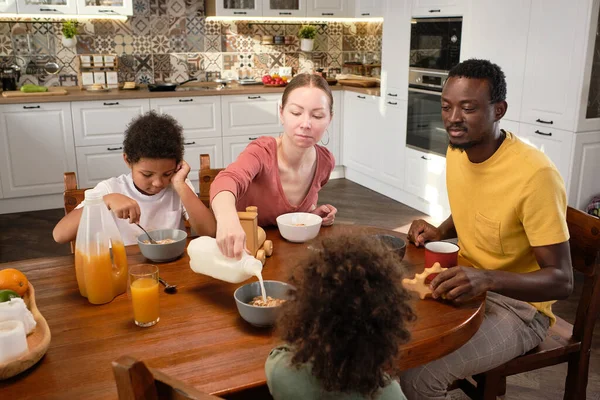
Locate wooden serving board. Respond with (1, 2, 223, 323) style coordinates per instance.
(2, 87, 68, 97)
(0, 283, 51, 380)
(337, 79, 379, 88)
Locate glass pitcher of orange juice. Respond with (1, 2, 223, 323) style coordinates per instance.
(74, 189, 128, 305)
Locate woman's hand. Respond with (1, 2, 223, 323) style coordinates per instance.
(172, 160, 191, 186)
(312, 204, 337, 226)
(103, 193, 141, 224)
(216, 214, 249, 259)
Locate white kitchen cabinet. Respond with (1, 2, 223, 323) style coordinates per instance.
(306, 0, 350, 17)
(150, 96, 222, 141)
(75, 144, 130, 189)
(500, 119, 520, 134)
(517, 122, 575, 193)
(76, 0, 133, 16)
(16, 0, 77, 14)
(569, 131, 600, 210)
(404, 146, 449, 217)
(411, 0, 464, 17)
(354, 0, 383, 17)
(262, 0, 306, 17)
(380, 0, 411, 101)
(318, 91, 342, 165)
(222, 134, 280, 166)
(521, 0, 598, 132)
(0, 0, 17, 13)
(461, 0, 530, 123)
(182, 138, 224, 190)
(205, 0, 262, 17)
(72, 99, 150, 147)
(342, 92, 381, 176)
(0, 174, 3, 198)
(221, 94, 281, 137)
(0, 102, 76, 198)
(378, 99, 407, 189)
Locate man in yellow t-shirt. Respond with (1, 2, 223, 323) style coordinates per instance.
(401, 59, 573, 400)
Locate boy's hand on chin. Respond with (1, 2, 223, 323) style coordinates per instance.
(172, 161, 191, 186)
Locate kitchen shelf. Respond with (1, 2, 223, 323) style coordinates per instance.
(248, 22, 326, 28)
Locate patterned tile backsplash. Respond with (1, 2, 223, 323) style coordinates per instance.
(0, 4, 382, 87)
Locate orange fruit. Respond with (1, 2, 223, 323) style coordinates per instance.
(0, 268, 29, 296)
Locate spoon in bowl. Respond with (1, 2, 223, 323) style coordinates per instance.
(159, 277, 177, 294)
(135, 223, 157, 244)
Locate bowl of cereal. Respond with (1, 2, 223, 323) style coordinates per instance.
(137, 228, 187, 263)
(233, 280, 295, 327)
(276, 212, 322, 243)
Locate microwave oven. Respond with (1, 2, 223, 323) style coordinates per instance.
(410, 17, 462, 72)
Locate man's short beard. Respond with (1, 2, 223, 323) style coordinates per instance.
(448, 138, 483, 151)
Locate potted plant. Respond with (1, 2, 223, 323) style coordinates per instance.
(298, 25, 317, 52)
(61, 20, 78, 48)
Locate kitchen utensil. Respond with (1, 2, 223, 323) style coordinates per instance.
(44, 36, 61, 75)
(147, 77, 197, 92)
(135, 223, 157, 244)
(158, 277, 177, 294)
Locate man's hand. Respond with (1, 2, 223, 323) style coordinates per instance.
(407, 219, 442, 247)
(430, 266, 493, 303)
(104, 193, 141, 224)
(312, 204, 337, 226)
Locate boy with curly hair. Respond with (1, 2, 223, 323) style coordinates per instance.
(265, 234, 415, 400)
(53, 111, 215, 245)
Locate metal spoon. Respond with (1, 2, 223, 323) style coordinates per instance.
(159, 277, 177, 294)
(135, 223, 157, 244)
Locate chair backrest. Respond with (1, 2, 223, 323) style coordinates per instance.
(64, 172, 87, 253)
(112, 355, 223, 400)
(566, 206, 600, 347)
(199, 154, 224, 208)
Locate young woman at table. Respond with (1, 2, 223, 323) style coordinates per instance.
(265, 234, 415, 400)
(53, 111, 216, 246)
(210, 73, 337, 259)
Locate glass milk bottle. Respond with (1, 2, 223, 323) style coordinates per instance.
(74, 189, 128, 305)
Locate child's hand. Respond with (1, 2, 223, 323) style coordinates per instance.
(172, 160, 191, 186)
(104, 193, 141, 224)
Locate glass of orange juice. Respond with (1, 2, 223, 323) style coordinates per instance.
(129, 264, 160, 327)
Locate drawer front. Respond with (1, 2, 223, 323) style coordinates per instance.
(221, 94, 282, 137)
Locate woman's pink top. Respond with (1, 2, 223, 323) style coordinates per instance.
(210, 136, 335, 226)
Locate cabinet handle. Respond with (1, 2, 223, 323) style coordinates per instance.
(98, 9, 116, 13)
(23, 105, 40, 109)
(322, 12, 334, 16)
(248, 95, 261, 99)
(248, 137, 258, 140)
(179, 99, 193, 102)
(357, 95, 366, 99)
(183, 141, 196, 145)
(387, 93, 398, 97)
(417, 124, 429, 128)
(103, 102, 119, 106)
(387, 101, 398, 106)
(361, 13, 370, 16)
(233, 11, 247, 14)
(279, 12, 292, 15)
(40, 7, 58, 11)
(421, 155, 431, 160)
(535, 118, 553, 125)
(429, 9, 441, 13)
(107, 147, 123, 151)
(534, 130, 552, 137)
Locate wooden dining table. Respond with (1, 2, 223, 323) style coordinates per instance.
(0, 224, 485, 399)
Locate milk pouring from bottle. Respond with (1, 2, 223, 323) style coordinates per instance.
(188, 236, 266, 301)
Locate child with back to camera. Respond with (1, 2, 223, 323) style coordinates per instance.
(53, 111, 216, 246)
(265, 234, 415, 400)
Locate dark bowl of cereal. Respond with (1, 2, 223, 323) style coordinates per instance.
(137, 228, 188, 263)
(373, 234, 406, 262)
(233, 280, 295, 328)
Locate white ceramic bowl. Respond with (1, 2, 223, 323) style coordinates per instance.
(276, 212, 322, 243)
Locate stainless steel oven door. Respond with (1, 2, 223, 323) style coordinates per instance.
(406, 87, 449, 157)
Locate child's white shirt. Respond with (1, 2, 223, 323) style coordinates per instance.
(76, 173, 195, 245)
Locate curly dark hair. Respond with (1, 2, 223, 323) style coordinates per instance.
(448, 58, 507, 103)
(123, 110, 184, 164)
(276, 234, 416, 398)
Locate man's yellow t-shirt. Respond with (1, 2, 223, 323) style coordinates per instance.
(446, 131, 570, 325)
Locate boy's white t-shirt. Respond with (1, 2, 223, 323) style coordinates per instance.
(76, 173, 195, 246)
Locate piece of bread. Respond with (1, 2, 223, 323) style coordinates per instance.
(91, 83, 104, 90)
(402, 262, 447, 300)
(123, 81, 135, 89)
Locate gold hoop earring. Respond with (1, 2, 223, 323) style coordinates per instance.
(320, 129, 330, 146)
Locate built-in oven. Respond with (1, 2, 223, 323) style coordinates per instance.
(410, 17, 462, 72)
(406, 69, 449, 157)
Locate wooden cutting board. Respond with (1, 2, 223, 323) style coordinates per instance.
(337, 79, 379, 88)
(2, 87, 68, 97)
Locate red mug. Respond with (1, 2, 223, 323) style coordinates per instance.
(424, 241, 459, 270)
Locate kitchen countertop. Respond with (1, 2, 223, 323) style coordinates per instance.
(0, 83, 381, 104)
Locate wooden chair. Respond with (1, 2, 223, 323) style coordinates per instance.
(458, 206, 600, 399)
(199, 153, 223, 208)
(112, 355, 223, 400)
(63, 171, 87, 253)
